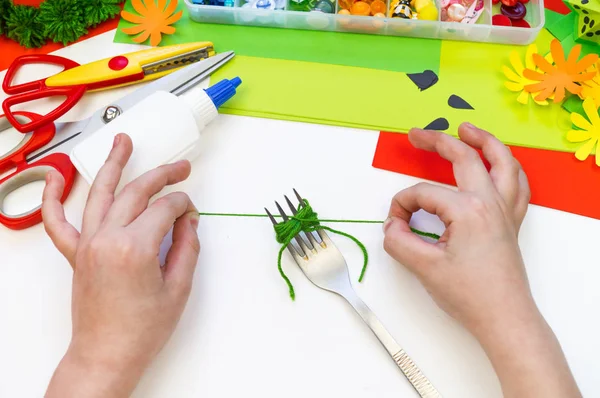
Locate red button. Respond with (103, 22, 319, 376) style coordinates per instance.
(108, 56, 129, 71)
(492, 14, 512, 26)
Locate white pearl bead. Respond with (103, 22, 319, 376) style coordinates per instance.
(447, 3, 466, 21)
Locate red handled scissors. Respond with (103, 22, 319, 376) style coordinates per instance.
(2, 42, 216, 133)
(0, 51, 234, 230)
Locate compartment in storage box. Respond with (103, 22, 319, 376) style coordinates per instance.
(185, 0, 544, 44)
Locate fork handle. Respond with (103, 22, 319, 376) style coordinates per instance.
(342, 289, 442, 398)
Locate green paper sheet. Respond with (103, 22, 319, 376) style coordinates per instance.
(212, 28, 576, 153)
(115, 1, 575, 153)
(545, 9, 598, 55)
(559, 34, 600, 57)
(114, 0, 442, 73)
(544, 8, 565, 29)
(562, 95, 584, 115)
(546, 11, 576, 41)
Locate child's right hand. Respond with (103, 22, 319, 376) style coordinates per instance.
(383, 123, 581, 397)
(383, 122, 533, 334)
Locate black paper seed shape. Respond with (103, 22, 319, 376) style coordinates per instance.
(407, 70, 439, 91)
(424, 118, 449, 131)
(448, 94, 474, 110)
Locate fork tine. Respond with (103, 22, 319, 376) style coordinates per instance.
(275, 201, 311, 256)
(265, 207, 305, 259)
(275, 201, 290, 222)
(265, 207, 278, 226)
(284, 195, 297, 214)
(293, 188, 304, 205)
(284, 195, 316, 250)
(293, 189, 327, 244)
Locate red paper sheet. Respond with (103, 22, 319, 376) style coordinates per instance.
(544, 0, 571, 15)
(372, 132, 600, 220)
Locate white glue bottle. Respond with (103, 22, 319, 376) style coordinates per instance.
(70, 77, 242, 192)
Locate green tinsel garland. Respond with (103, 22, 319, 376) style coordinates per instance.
(1, 0, 124, 48)
(39, 0, 88, 46)
(0, 0, 10, 36)
(5, 4, 46, 48)
(82, 0, 122, 28)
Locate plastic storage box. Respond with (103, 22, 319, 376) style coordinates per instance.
(185, 0, 544, 45)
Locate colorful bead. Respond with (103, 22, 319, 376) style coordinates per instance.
(418, 3, 438, 20)
(492, 13, 511, 25)
(351, 1, 371, 15)
(370, 0, 387, 14)
(447, 3, 467, 21)
(511, 18, 530, 27)
(338, 0, 353, 10)
(413, 0, 430, 11)
(501, 2, 526, 20)
(391, 0, 413, 18)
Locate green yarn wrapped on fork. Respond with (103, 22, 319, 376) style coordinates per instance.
(266, 189, 440, 300)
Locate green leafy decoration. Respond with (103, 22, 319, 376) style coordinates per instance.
(81, 0, 123, 28)
(0, 0, 12, 36)
(5, 4, 46, 48)
(39, 0, 88, 45)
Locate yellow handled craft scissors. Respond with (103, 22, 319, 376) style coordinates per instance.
(0, 51, 235, 230)
(2, 42, 216, 133)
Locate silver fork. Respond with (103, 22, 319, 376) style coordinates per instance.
(266, 190, 441, 398)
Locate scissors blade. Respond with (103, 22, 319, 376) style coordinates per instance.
(81, 51, 235, 137)
(25, 119, 91, 163)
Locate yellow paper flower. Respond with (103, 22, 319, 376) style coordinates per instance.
(121, 0, 182, 46)
(566, 97, 600, 166)
(579, 61, 600, 107)
(503, 44, 552, 106)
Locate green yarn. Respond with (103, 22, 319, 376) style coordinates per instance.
(197, 209, 441, 300)
(39, 0, 88, 46)
(5, 4, 46, 48)
(81, 0, 122, 28)
(272, 199, 370, 300)
(198, 211, 441, 240)
(410, 228, 441, 240)
(199, 212, 384, 223)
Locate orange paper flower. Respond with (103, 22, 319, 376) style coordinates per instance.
(523, 39, 598, 103)
(121, 0, 182, 46)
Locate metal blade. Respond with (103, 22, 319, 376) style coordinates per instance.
(81, 51, 235, 137)
(170, 50, 235, 96)
(26, 119, 90, 162)
(142, 46, 215, 76)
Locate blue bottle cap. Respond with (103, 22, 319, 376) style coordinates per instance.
(204, 77, 242, 109)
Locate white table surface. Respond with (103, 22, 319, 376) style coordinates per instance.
(1, 31, 599, 398)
